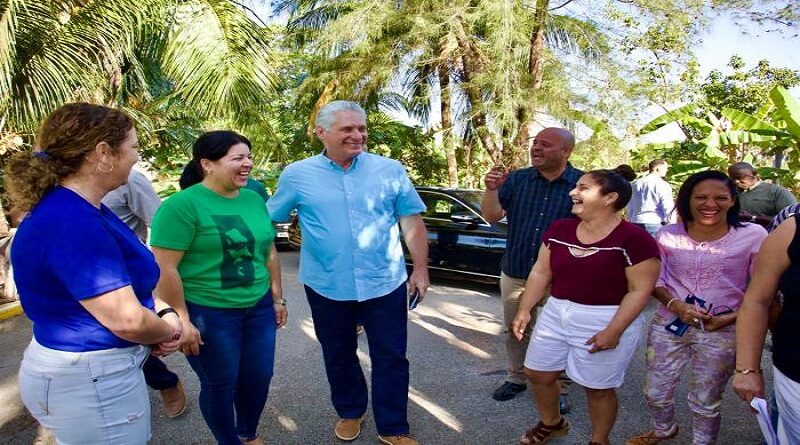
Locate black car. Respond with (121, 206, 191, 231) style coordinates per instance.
(287, 187, 507, 280)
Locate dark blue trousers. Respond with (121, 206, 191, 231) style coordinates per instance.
(143, 355, 179, 391)
(185, 294, 277, 445)
(305, 283, 410, 436)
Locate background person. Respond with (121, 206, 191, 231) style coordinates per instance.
(150, 130, 285, 445)
(7, 102, 181, 444)
(728, 162, 796, 227)
(625, 159, 675, 236)
(481, 127, 583, 407)
(103, 169, 187, 418)
(268, 100, 429, 445)
(512, 169, 660, 445)
(733, 214, 800, 444)
(627, 170, 767, 445)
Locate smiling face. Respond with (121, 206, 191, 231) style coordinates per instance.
(569, 174, 618, 218)
(202, 142, 253, 194)
(316, 110, 367, 165)
(688, 179, 735, 228)
(530, 128, 573, 174)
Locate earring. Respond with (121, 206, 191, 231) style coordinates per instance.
(97, 161, 114, 174)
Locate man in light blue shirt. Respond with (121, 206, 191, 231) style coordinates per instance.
(625, 159, 675, 236)
(268, 101, 428, 445)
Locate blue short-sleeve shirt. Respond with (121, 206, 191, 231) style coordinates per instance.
(11, 186, 159, 352)
(268, 152, 425, 301)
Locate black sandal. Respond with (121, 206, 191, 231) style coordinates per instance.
(519, 418, 570, 444)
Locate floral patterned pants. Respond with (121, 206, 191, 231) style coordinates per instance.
(642, 314, 736, 445)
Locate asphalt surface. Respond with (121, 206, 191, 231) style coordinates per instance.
(0, 250, 771, 444)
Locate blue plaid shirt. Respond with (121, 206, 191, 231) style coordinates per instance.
(499, 164, 583, 278)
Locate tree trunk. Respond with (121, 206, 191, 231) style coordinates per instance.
(439, 64, 458, 187)
(513, 0, 549, 166)
(453, 19, 500, 163)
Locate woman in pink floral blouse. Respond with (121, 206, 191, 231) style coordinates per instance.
(628, 170, 767, 445)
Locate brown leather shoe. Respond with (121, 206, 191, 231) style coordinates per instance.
(377, 434, 420, 445)
(160, 381, 187, 418)
(335, 415, 365, 441)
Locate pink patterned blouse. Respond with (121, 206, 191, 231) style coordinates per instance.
(654, 222, 767, 319)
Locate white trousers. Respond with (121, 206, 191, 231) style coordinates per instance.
(775, 366, 800, 445)
(18, 337, 151, 445)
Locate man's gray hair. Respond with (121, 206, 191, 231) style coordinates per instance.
(316, 101, 366, 130)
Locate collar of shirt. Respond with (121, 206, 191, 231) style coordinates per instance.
(528, 163, 581, 183)
(744, 180, 763, 192)
(321, 150, 362, 171)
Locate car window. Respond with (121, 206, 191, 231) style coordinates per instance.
(421, 194, 471, 220)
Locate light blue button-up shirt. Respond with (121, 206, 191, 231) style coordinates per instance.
(268, 152, 426, 301)
(626, 173, 676, 225)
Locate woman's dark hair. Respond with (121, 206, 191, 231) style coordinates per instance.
(614, 164, 637, 182)
(586, 168, 633, 211)
(179, 130, 252, 190)
(675, 170, 742, 229)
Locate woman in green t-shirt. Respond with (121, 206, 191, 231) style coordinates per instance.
(150, 131, 286, 445)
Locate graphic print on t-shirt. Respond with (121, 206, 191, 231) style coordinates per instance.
(211, 214, 256, 288)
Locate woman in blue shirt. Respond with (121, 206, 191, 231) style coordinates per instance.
(6, 103, 181, 444)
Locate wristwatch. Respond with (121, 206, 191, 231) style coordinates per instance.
(734, 368, 761, 375)
(273, 298, 287, 306)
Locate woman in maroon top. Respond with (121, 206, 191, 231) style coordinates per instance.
(512, 169, 661, 445)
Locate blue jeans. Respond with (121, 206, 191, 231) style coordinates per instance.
(143, 355, 179, 391)
(185, 294, 277, 445)
(305, 283, 410, 436)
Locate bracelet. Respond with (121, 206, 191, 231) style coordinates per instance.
(666, 298, 678, 310)
(273, 298, 287, 306)
(735, 368, 762, 375)
(157, 307, 179, 318)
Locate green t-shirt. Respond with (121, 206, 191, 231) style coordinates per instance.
(150, 184, 275, 308)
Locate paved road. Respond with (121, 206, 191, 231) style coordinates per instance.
(0, 250, 770, 444)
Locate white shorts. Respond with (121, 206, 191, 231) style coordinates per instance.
(524, 296, 644, 389)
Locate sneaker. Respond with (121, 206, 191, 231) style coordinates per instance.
(160, 381, 187, 418)
(335, 415, 365, 441)
(625, 427, 679, 445)
(377, 434, 420, 445)
(492, 381, 527, 401)
(559, 392, 570, 414)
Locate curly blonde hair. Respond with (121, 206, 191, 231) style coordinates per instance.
(5, 103, 133, 212)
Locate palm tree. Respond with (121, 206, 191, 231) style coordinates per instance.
(0, 0, 279, 161)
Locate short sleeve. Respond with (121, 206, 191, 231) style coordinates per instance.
(46, 221, 131, 300)
(126, 172, 161, 224)
(541, 218, 567, 249)
(149, 195, 198, 251)
(394, 164, 426, 217)
(746, 224, 768, 277)
(267, 168, 299, 222)
(654, 229, 670, 288)
(498, 170, 520, 210)
(625, 224, 661, 266)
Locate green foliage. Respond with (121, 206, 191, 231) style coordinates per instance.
(700, 57, 800, 115)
